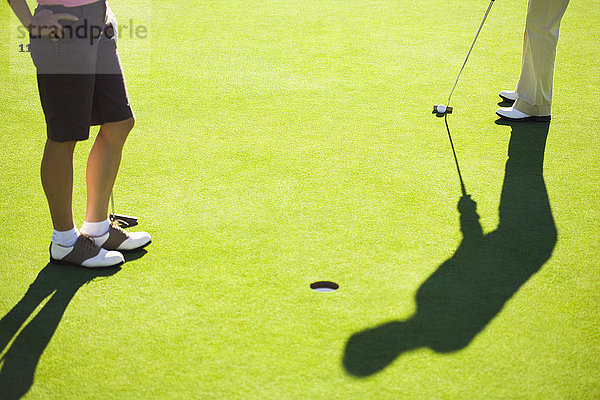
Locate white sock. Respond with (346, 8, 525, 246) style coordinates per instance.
(81, 219, 111, 237)
(52, 227, 80, 247)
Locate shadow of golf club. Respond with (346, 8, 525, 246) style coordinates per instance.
(0, 264, 121, 399)
(343, 121, 556, 377)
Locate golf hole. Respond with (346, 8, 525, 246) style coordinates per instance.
(310, 281, 339, 293)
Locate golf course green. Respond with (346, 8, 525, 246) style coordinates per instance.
(1, 0, 599, 398)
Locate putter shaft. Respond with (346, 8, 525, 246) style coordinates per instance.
(446, 0, 496, 109)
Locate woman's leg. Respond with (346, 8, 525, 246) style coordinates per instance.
(41, 139, 77, 231)
(84, 117, 135, 223)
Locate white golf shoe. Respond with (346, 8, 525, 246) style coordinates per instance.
(496, 107, 551, 122)
(499, 90, 518, 103)
(50, 235, 124, 268)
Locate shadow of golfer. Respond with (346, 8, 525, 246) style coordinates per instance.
(0, 263, 122, 400)
(343, 121, 556, 377)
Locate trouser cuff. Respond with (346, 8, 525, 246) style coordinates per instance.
(514, 98, 551, 117)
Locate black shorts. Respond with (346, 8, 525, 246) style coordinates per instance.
(31, 1, 133, 142)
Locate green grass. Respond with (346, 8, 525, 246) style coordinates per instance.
(1, 0, 600, 399)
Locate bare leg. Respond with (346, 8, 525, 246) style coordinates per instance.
(85, 117, 135, 223)
(41, 139, 77, 231)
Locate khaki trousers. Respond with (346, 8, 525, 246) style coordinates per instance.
(514, 0, 570, 116)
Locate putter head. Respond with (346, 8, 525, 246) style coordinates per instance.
(110, 213, 139, 228)
(432, 105, 453, 117)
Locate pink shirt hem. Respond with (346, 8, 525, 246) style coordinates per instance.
(37, 0, 102, 7)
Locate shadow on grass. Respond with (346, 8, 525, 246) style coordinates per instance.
(0, 248, 146, 399)
(343, 121, 556, 377)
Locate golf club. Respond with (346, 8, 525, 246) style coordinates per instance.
(434, 0, 496, 115)
(110, 192, 139, 228)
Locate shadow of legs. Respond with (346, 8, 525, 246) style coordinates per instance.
(0, 264, 120, 399)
